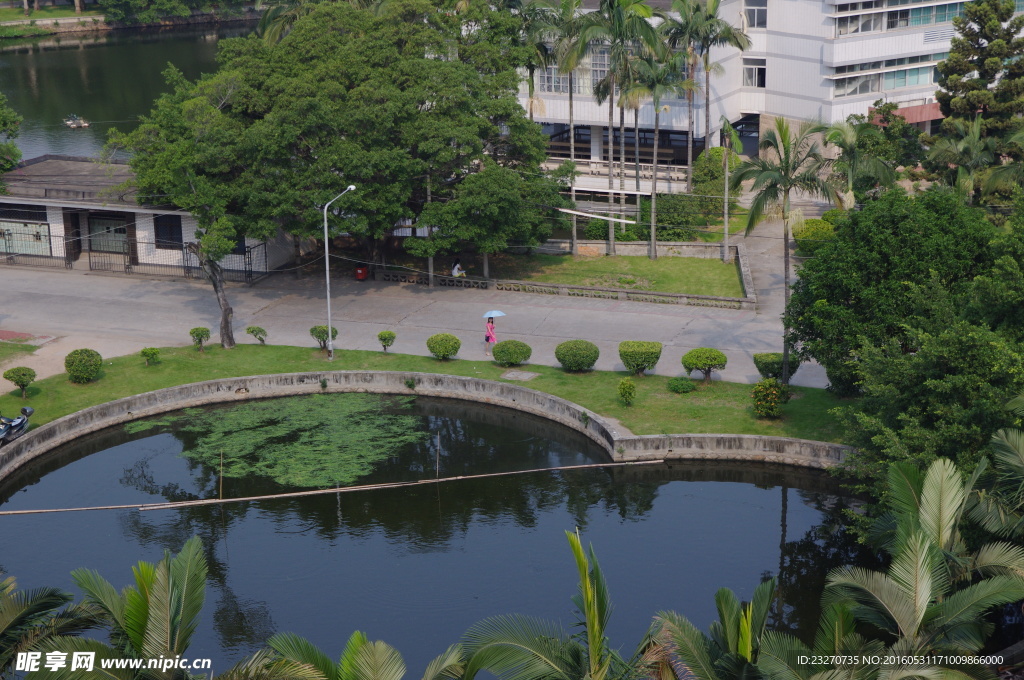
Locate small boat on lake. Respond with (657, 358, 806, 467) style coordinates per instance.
(63, 114, 90, 129)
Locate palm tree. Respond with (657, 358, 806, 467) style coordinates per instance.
(927, 117, 996, 205)
(983, 127, 1024, 196)
(730, 118, 839, 386)
(824, 121, 895, 205)
(31, 537, 210, 679)
(462, 530, 654, 680)
(655, 578, 777, 680)
(720, 116, 740, 263)
(660, 0, 706, 194)
(971, 393, 1024, 539)
(266, 630, 465, 680)
(570, 0, 659, 254)
(695, 0, 749, 151)
(521, 3, 553, 123)
(0, 574, 100, 679)
(628, 52, 694, 259)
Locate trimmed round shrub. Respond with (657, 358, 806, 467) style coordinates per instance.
(821, 208, 848, 225)
(310, 325, 339, 352)
(426, 333, 461, 360)
(618, 377, 637, 405)
(752, 352, 802, 380)
(619, 341, 663, 375)
(752, 378, 785, 418)
(378, 331, 396, 352)
(4, 366, 36, 398)
(682, 348, 727, 382)
(190, 327, 211, 352)
(140, 347, 160, 366)
(492, 340, 532, 367)
(246, 326, 268, 344)
(65, 348, 102, 384)
(556, 340, 600, 372)
(793, 218, 835, 256)
(667, 376, 696, 394)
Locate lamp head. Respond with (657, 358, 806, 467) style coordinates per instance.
(347, 185, 356, 191)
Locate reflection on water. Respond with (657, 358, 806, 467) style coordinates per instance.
(0, 396, 873, 671)
(0, 22, 257, 160)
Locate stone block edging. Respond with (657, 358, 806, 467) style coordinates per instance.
(0, 372, 850, 484)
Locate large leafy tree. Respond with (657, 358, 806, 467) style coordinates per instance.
(926, 117, 997, 204)
(0, 92, 22, 192)
(936, 0, 1024, 135)
(848, 100, 924, 169)
(731, 118, 839, 386)
(113, 0, 556, 348)
(786, 189, 997, 396)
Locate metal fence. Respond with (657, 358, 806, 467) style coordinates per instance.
(0, 229, 267, 284)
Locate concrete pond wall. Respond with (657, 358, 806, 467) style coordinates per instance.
(0, 372, 851, 484)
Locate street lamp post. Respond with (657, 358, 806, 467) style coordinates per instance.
(322, 185, 356, 361)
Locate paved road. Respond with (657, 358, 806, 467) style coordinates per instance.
(0, 207, 831, 388)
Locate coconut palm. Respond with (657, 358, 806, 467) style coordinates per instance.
(695, 0, 749, 151)
(730, 118, 840, 386)
(520, 3, 554, 123)
(655, 578, 777, 680)
(824, 121, 895, 205)
(720, 116, 740, 263)
(0, 574, 101, 679)
(824, 531, 1024, 659)
(627, 52, 695, 259)
(927, 117, 996, 205)
(971, 393, 1024, 538)
(983, 127, 1024, 195)
(569, 0, 659, 253)
(660, 0, 706, 194)
(462, 530, 655, 680)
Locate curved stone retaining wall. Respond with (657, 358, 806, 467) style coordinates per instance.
(0, 372, 851, 483)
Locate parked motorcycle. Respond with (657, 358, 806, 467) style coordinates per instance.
(0, 407, 33, 444)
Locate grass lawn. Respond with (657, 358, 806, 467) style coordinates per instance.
(0, 6, 102, 21)
(0, 340, 35, 365)
(2, 344, 846, 443)
(0, 23, 49, 36)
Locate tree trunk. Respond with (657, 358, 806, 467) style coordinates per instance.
(292, 233, 302, 279)
(428, 255, 434, 288)
(686, 87, 694, 193)
(704, 62, 712, 150)
(74, 0, 82, 15)
(781, 193, 792, 386)
(32, 0, 38, 12)
(189, 244, 236, 349)
(633, 108, 640, 192)
(569, 73, 577, 256)
(650, 111, 660, 260)
(618, 104, 626, 223)
(723, 145, 730, 263)
(528, 66, 536, 122)
(483, 251, 489, 279)
(22, 0, 29, 16)
(607, 78, 616, 255)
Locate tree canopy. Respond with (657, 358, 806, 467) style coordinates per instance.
(0, 93, 22, 192)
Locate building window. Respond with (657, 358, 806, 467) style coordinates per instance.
(153, 214, 183, 250)
(834, 73, 881, 97)
(742, 58, 766, 87)
(886, 1, 961, 28)
(590, 47, 609, 92)
(744, 0, 767, 27)
(836, 13, 883, 34)
(1017, 0, 1024, 12)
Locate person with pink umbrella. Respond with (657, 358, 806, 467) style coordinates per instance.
(483, 310, 505, 356)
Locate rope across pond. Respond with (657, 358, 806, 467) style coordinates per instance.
(0, 459, 667, 516)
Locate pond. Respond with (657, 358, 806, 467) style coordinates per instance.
(0, 394, 870, 671)
(0, 21, 256, 160)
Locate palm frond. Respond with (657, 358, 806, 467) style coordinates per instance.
(269, 631, 338, 680)
(655, 611, 720, 680)
(462, 614, 576, 680)
(351, 641, 407, 680)
(421, 644, 465, 680)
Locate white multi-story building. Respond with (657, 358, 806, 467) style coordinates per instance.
(522, 0, 994, 163)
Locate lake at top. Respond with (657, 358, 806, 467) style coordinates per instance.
(0, 394, 872, 671)
(0, 21, 257, 160)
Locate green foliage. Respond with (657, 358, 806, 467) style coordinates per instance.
(491, 340, 532, 367)
(688, 147, 742, 216)
(937, 0, 1024, 135)
(820, 208, 848, 225)
(752, 352, 802, 380)
(848, 100, 925, 168)
(786, 188, 997, 395)
(792, 218, 835, 256)
(682, 348, 728, 382)
(377, 330, 396, 352)
(140, 347, 160, 366)
(64, 349, 101, 384)
(145, 394, 426, 487)
(426, 333, 461, 360)
(309, 326, 339, 352)
(0, 93, 21, 192)
(3, 366, 35, 397)
(404, 378, 416, 390)
(618, 377, 636, 405)
(618, 341, 663, 375)
(555, 340, 600, 372)
(639, 194, 701, 240)
(98, 0, 245, 25)
(584, 218, 611, 240)
(189, 327, 211, 352)
(667, 376, 696, 394)
(246, 326, 268, 344)
(752, 378, 784, 418)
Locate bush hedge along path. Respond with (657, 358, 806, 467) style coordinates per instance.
(0, 369, 853, 486)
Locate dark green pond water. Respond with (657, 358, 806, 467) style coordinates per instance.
(0, 21, 255, 160)
(0, 395, 870, 671)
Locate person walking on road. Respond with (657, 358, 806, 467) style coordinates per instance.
(484, 316, 497, 356)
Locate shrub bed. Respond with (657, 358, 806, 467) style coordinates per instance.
(619, 341, 663, 375)
(555, 340, 600, 372)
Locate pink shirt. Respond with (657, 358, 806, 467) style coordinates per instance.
(485, 322, 496, 343)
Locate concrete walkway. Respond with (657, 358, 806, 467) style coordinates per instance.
(0, 208, 832, 389)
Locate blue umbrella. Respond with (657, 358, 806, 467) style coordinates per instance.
(482, 310, 506, 318)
